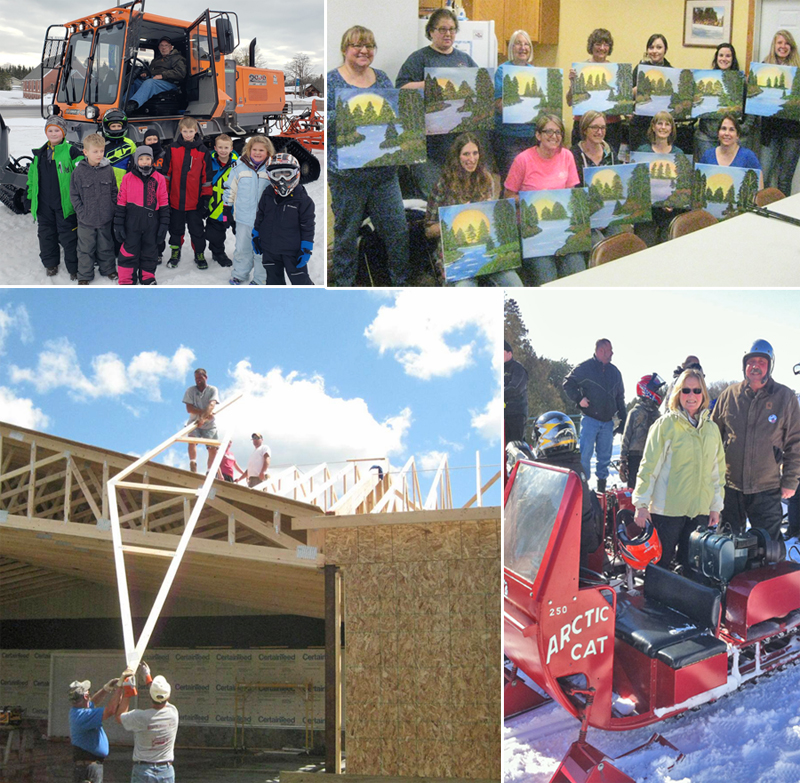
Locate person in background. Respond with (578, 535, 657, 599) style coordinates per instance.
(493, 30, 536, 178)
(327, 25, 410, 287)
(759, 30, 800, 196)
(620, 373, 666, 489)
(69, 677, 122, 783)
(425, 133, 522, 286)
(633, 368, 725, 571)
(246, 433, 271, 487)
(126, 36, 187, 113)
(699, 113, 762, 183)
(563, 338, 625, 492)
(26, 115, 83, 279)
(630, 34, 672, 150)
(218, 442, 245, 483)
(504, 340, 529, 445)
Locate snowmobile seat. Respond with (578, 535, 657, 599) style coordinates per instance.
(615, 565, 725, 668)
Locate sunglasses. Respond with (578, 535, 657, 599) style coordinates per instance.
(681, 388, 703, 395)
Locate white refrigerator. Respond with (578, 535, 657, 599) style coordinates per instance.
(417, 19, 498, 68)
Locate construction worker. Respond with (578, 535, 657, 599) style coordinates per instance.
(68, 677, 123, 782)
(182, 368, 219, 472)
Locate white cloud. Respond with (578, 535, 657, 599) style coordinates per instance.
(417, 450, 448, 472)
(9, 339, 196, 401)
(199, 360, 412, 471)
(364, 289, 500, 380)
(0, 386, 50, 430)
(471, 389, 502, 444)
(0, 303, 33, 354)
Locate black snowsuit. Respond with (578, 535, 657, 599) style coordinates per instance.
(504, 358, 529, 444)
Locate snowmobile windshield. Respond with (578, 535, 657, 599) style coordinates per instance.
(504, 463, 569, 584)
(58, 30, 94, 104)
(86, 24, 126, 106)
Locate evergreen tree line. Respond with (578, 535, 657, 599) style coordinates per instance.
(692, 167, 759, 210)
(0, 64, 29, 90)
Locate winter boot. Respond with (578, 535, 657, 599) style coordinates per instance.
(139, 270, 157, 285)
(597, 478, 606, 493)
(194, 251, 208, 270)
(213, 253, 233, 267)
(167, 245, 181, 268)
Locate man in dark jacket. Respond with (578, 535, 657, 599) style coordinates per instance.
(712, 339, 800, 540)
(563, 338, 626, 492)
(126, 37, 187, 112)
(504, 341, 529, 445)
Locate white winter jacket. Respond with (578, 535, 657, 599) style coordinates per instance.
(223, 157, 270, 226)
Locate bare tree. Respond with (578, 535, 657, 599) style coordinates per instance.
(285, 53, 314, 94)
(232, 44, 269, 69)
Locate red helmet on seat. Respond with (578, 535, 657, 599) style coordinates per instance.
(617, 519, 662, 570)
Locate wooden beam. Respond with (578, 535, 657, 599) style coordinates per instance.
(295, 506, 500, 530)
(205, 496, 299, 550)
(69, 458, 102, 522)
(324, 564, 342, 774)
(463, 471, 501, 509)
(0, 450, 67, 483)
(116, 481, 200, 495)
(328, 472, 380, 517)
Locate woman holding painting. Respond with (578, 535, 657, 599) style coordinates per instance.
(327, 26, 410, 287)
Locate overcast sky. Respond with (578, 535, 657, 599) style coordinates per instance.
(0, 0, 322, 75)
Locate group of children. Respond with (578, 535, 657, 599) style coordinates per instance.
(27, 109, 316, 285)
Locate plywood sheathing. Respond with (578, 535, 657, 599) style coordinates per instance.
(326, 517, 500, 779)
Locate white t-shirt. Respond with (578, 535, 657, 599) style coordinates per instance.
(247, 443, 271, 476)
(120, 703, 179, 762)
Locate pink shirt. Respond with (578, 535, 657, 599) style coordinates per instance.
(504, 146, 580, 193)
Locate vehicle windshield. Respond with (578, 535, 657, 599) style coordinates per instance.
(504, 463, 568, 584)
(57, 29, 93, 104)
(86, 23, 126, 105)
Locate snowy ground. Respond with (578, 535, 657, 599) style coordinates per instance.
(0, 102, 324, 286)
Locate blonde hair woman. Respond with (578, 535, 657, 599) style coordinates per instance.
(632, 369, 725, 570)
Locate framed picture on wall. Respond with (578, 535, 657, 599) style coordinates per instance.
(683, 0, 733, 48)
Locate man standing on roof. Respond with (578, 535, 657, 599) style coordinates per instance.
(116, 672, 179, 783)
(563, 338, 626, 493)
(246, 432, 271, 487)
(182, 368, 219, 473)
(69, 677, 123, 783)
(712, 339, 800, 541)
(126, 37, 187, 113)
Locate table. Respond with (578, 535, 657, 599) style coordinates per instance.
(545, 192, 800, 287)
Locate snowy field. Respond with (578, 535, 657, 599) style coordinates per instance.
(0, 100, 324, 286)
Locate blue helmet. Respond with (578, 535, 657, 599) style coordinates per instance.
(743, 339, 774, 377)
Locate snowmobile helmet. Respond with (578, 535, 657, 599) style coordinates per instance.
(266, 152, 300, 196)
(533, 411, 577, 458)
(617, 519, 662, 570)
(636, 373, 667, 405)
(743, 339, 774, 377)
(102, 109, 128, 139)
(133, 145, 153, 175)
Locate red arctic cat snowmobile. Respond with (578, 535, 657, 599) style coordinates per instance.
(504, 453, 800, 782)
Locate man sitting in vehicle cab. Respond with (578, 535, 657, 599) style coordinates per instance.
(126, 37, 187, 113)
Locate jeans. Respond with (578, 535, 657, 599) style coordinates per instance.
(760, 135, 800, 196)
(232, 222, 265, 284)
(131, 763, 174, 783)
(522, 253, 586, 286)
(328, 168, 410, 287)
(579, 415, 613, 482)
(129, 78, 177, 106)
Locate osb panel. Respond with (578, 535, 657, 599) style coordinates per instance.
(334, 516, 501, 780)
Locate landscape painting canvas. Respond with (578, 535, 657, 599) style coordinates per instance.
(635, 65, 695, 119)
(501, 66, 563, 124)
(424, 67, 494, 135)
(438, 198, 522, 283)
(583, 163, 652, 228)
(518, 188, 592, 258)
(336, 88, 426, 169)
(570, 62, 634, 117)
(692, 69, 745, 117)
(693, 163, 761, 219)
(746, 63, 800, 121)
(630, 150, 693, 209)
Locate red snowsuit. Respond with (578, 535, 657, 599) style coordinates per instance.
(163, 134, 212, 251)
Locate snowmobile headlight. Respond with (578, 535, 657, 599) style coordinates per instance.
(85, 105, 99, 120)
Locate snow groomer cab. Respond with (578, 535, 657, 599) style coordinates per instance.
(504, 457, 800, 733)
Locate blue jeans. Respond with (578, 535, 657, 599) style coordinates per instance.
(328, 168, 410, 287)
(522, 253, 586, 286)
(579, 415, 613, 482)
(131, 763, 174, 783)
(760, 135, 800, 196)
(129, 78, 177, 106)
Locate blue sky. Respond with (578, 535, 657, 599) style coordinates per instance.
(0, 289, 502, 507)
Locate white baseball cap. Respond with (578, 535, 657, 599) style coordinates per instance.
(68, 680, 91, 701)
(149, 675, 171, 702)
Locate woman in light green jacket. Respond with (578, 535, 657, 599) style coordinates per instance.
(632, 369, 725, 569)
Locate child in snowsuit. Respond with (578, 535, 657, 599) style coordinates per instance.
(26, 115, 83, 279)
(203, 134, 238, 267)
(141, 127, 169, 260)
(69, 133, 118, 284)
(223, 134, 275, 284)
(101, 109, 136, 187)
(620, 373, 666, 489)
(252, 152, 315, 285)
(163, 116, 212, 269)
(114, 146, 169, 285)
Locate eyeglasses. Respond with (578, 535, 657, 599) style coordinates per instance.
(434, 26, 457, 34)
(348, 43, 376, 50)
(587, 125, 606, 131)
(539, 129, 563, 138)
(681, 388, 703, 395)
